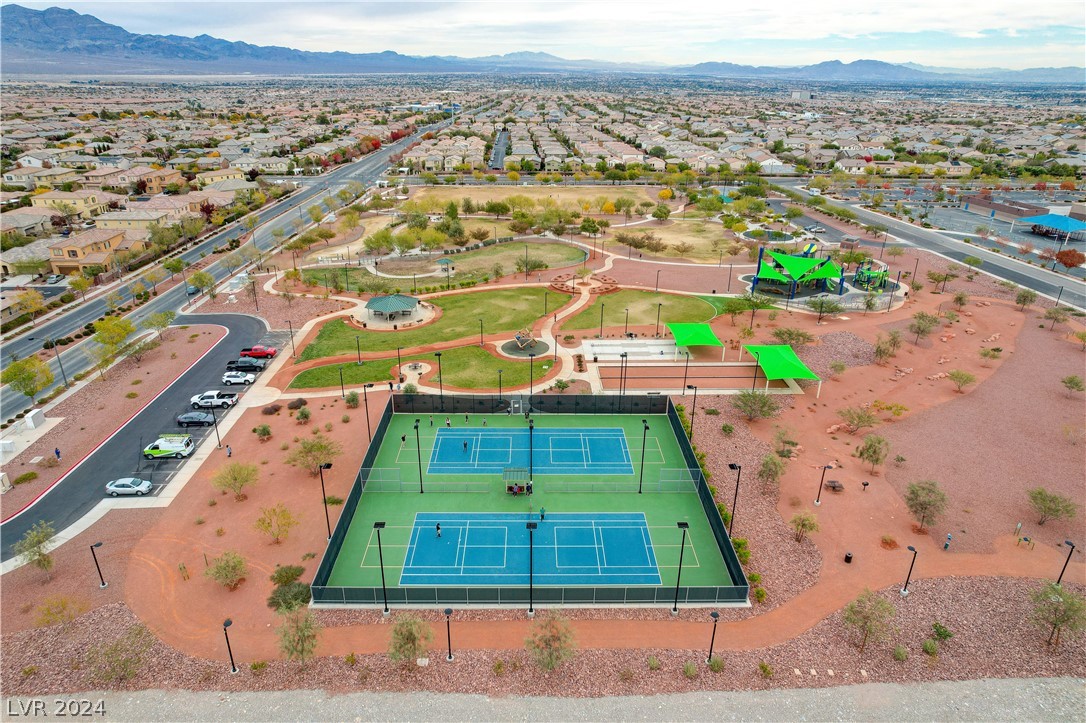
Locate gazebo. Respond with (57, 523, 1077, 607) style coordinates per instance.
(365, 293, 419, 320)
(740, 344, 823, 398)
(1009, 213, 1086, 244)
(666, 323, 726, 360)
(752, 249, 844, 299)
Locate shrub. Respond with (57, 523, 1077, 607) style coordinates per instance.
(254, 504, 299, 544)
(492, 660, 506, 676)
(703, 407, 720, 416)
(345, 391, 360, 408)
(85, 624, 154, 684)
(843, 589, 895, 653)
(341, 414, 351, 423)
(250, 661, 268, 674)
(682, 661, 698, 679)
(1027, 487, 1077, 526)
(195, 517, 205, 525)
(253, 424, 272, 442)
(277, 609, 321, 669)
(324, 422, 333, 432)
(208, 498, 217, 507)
(287, 398, 307, 410)
(732, 537, 751, 565)
(270, 565, 304, 586)
(13, 471, 38, 485)
(34, 595, 89, 630)
(932, 622, 953, 642)
(403, 383, 418, 395)
(14, 520, 54, 577)
(837, 406, 878, 434)
(647, 655, 661, 671)
(893, 645, 909, 662)
(325, 495, 344, 506)
(262, 404, 282, 415)
(345, 652, 357, 667)
(21, 666, 38, 677)
(922, 639, 938, 657)
(212, 462, 259, 501)
(125, 391, 139, 399)
(296, 407, 312, 424)
(731, 390, 781, 421)
(720, 423, 734, 435)
(388, 613, 433, 663)
(947, 369, 976, 392)
(753, 587, 767, 603)
(758, 661, 774, 678)
(526, 612, 576, 671)
(205, 551, 247, 590)
(708, 656, 725, 673)
(267, 582, 312, 612)
(829, 360, 847, 377)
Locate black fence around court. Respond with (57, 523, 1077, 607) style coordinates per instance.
(311, 395, 749, 606)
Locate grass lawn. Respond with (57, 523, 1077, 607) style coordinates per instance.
(289, 344, 557, 390)
(298, 287, 566, 360)
(618, 220, 750, 263)
(563, 290, 717, 331)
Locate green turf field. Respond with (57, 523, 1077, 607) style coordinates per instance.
(326, 412, 732, 589)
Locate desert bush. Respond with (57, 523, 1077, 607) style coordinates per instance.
(287, 398, 307, 410)
(85, 624, 154, 684)
(388, 614, 432, 663)
(525, 612, 576, 671)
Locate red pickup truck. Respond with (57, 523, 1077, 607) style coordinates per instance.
(239, 345, 278, 359)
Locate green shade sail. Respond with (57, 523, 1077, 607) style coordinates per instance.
(666, 323, 724, 348)
(743, 344, 820, 380)
(755, 264, 790, 282)
(802, 260, 843, 281)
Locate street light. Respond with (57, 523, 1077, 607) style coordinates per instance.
(444, 607, 454, 662)
(599, 302, 605, 337)
(318, 463, 333, 539)
(672, 522, 690, 615)
(727, 463, 741, 537)
(901, 545, 918, 596)
(529, 418, 535, 482)
(686, 385, 698, 439)
(90, 542, 107, 588)
(526, 521, 538, 617)
(624, 307, 630, 336)
(478, 318, 484, 347)
(638, 419, 649, 494)
(414, 419, 424, 494)
(222, 619, 238, 674)
(655, 269, 661, 292)
(1058, 540, 1076, 585)
(434, 352, 444, 409)
(374, 522, 389, 614)
(497, 369, 503, 399)
(362, 383, 374, 441)
(338, 365, 346, 399)
(396, 347, 403, 379)
(29, 336, 68, 388)
(814, 464, 832, 506)
(706, 611, 720, 663)
(355, 336, 362, 365)
(655, 303, 662, 337)
(287, 319, 297, 357)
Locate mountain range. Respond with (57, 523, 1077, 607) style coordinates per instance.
(1, 4, 1081, 83)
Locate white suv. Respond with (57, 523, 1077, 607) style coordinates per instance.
(221, 371, 255, 386)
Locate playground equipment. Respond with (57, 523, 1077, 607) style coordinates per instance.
(853, 259, 890, 291)
(513, 327, 539, 350)
(801, 243, 818, 257)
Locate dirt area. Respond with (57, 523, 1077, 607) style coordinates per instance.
(190, 275, 354, 331)
(0, 325, 226, 518)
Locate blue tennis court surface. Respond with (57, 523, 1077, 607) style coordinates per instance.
(400, 512, 661, 586)
(426, 427, 633, 475)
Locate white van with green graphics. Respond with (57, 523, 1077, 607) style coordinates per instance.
(143, 434, 194, 460)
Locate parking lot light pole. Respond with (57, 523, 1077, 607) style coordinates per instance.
(638, 420, 649, 494)
(374, 522, 389, 615)
(814, 464, 832, 506)
(209, 403, 222, 449)
(318, 463, 333, 539)
(362, 383, 374, 441)
(901, 545, 918, 596)
(223, 619, 238, 674)
(526, 522, 538, 617)
(707, 611, 720, 663)
(672, 522, 689, 615)
(727, 463, 742, 537)
(90, 542, 107, 588)
(1058, 540, 1076, 585)
(414, 419, 424, 493)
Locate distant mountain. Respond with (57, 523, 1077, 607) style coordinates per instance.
(1, 4, 1080, 83)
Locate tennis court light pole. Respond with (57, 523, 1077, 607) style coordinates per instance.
(434, 352, 444, 410)
(374, 522, 389, 615)
(619, 352, 628, 396)
(318, 463, 333, 539)
(686, 385, 698, 439)
(362, 383, 374, 442)
(682, 351, 691, 393)
(727, 464, 741, 537)
(672, 522, 690, 615)
(526, 522, 538, 617)
(529, 418, 535, 482)
(498, 369, 503, 399)
(414, 419, 424, 494)
(638, 420, 649, 494)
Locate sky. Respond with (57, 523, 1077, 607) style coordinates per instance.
(8, 0, 1085, 69)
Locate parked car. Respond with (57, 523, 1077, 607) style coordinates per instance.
(226, 358, 267, 372)
(805, 225, 827, 234)
(105, 477, 153, 497)
(142, 434, 195, 459)
(186, 285, 200, 295)
(221, 371, 255, 386)
(176, 411, 215, 428)
(190, 390, 239, 409)
(239, 345, 278, 359)
(45, 274, 65, 284)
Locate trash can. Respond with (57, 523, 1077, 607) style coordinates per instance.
(844, 552, 853, 564)
(593, 355, 598, 363)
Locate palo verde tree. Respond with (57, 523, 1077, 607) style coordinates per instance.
(525, 612, 576, 671)
(842, 589, 895, 653)
(277, 609, 321, 669)
(1030, 582, 1086, 649)
(1, 356, 54, 402)
(1027, 487, 1077, 526)
(857, 434, 890, 472)
(387, 613, 433, 664)
(13, 520, 56, 578)
(905, 479, 948, 532)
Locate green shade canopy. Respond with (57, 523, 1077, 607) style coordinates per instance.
(743, 344, 820, 380)
(768, 250, 823, 279)
(755, 263, 791, 283)
(802, 259, 843, 281)
(365, 293, 419, 314)
(667, 323, 724, 348)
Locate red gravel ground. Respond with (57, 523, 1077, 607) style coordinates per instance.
(1, 325, 226, 518)
(189, 279, 352, 331)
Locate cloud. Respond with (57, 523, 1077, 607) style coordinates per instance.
(8, 0, 1084, 68)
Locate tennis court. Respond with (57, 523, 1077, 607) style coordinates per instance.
(427, 428, 633, 476)
(398, 512, 661, 586)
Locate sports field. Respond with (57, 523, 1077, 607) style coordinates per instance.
(326, 413, 732, 589)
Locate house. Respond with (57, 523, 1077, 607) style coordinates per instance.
(47, 228, 146, 275)
(0, 236, 55, 276)
(0, 210, 54, 235)
(30, 190, 111, 219)
(196, 167, 245, 185)
(81, 166, 128, 189)
(94, 209, 172, 230)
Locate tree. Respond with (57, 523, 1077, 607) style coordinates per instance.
(652, 204, 671, 222)
(771, 327, 815, 347)
(953, 291, 969, 309)
(189, 270, 215, 295)
(1027, 487, 1077, 526)
(163, 258, 185, 280)
(285, 433, 344, 476)
(790, 510, 819, 542)
(13, 520, 55, 578)
(212, 462, 259, 501)
(1030, 582, 1086, 648)
(13, 289, 45, 325)
(1015, 288, 1038, 310)
(1062, 375, 1085, 398)
(837, 406, 878, 434)
(1, 356, 54, 402)
(1055, 248, 1085, 271)
(307, 205, 324, 225)
(179, 217, 205, 241)
(277, 609, 321, 668)
(103, 290, 125, 313)
(69, 275, 91, 301)
(756, 452, 786, 493)
(525, 612, 576, 671)
(123, 337, 160, 364)
(842, 589, 895, 653)
(905, 480, 947, 531)
(731, 390, 781, 421)
(1044, 307, 1070, 331)
(93, 316, 135, 354)
(857, 434, 889, 471)
(142, 310, 177, 339)
(579, 217, 600, 237)
(254, 503, 299, 544)
(205, 551, 247, 590)
(387, 613, 433, 664)
(908, 311, 940, 344)
(947, 369, 976, 393)
(805, 297, 843, 323)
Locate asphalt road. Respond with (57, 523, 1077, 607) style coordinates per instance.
(0, 313, 265, 560)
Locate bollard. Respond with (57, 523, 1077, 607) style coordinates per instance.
(943, 533, 952, 551)
(844, 552, 853, 564)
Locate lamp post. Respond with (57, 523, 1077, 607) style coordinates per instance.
(497, 369, 503, 399)
(338, 365, 346, 399)
(624, 308, 630, 336)
(682, 351, 691, 393)
(619, 352, 628, 396)
(374, 522, 389, 614)
(529, 418, 535, 482)
(544, 291, 549, 317)
(524, 243, 529, 280)
(361, 383, 374, 441)
(727, 463, 741, 537)
(638, 419, 649, 494)
(672, 522, 690, 615)
(355, 336, 362, 365)
(252, 280, 259, 311)
(287, 319, 297, 357)
(222, 619, 238, 674)
(396, 347, 403, 380)
(526, 521, 538, 617)
(901, 545, 918, 596)
(528, 353, 536, 406)
(655, 269, 661, 292)
(434, 352, 444, 409)
(599, 302, 605, 337)
(444, 607, 454, 661)
(478, 318, 484, 347)
(814, 464, 832, 506)
(90, 542, 107, 588)
(414, 419, 424, 494)
(655, 303, 662, 337)
(1057, 540, 1076, 585)
(209, 401, 222, 449)
(318, 462, 333, 539)
(686, 385, 698, 439)
(706, 611, 720, 663)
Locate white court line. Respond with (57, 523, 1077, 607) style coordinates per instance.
(594, 521, 606, 571)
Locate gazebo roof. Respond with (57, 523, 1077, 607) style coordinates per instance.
(666, 323, 724, 348)
(365, 294, 419, 314)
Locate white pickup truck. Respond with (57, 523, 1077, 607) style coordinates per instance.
(190, 390, 239, 409)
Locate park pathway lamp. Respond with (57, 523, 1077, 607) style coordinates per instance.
(901, 545, 918, 596)
(727, 464, 741, 537)
(434, 352, 444, 409)
(396, 347, 403, 377)
(528, 353, 536, 405)
(526, 522, 538, 617)
(599, 302, 605, 337)
(338, 365, 346, 399)
(1058, 541, 1076, 585)
(672, 522, 690, 615)
(655, 269, 661, 292)
(355, 336, 362, 365)
(374, 522, 389, 614)
(706, 611, 720, 663)
(318, 463, 333, 539)
(638, 420, 649, 494)
(223, 619, 238, 674)
(414, 419, 424, 494)
(90, 542, 107, 588)
(498, 369, 503, 399)
(362, 383, 374, 441)
(624, 308, 630, 335)
(479, 318, 484, 347)
(685, 385, 698, 438)
(444, 608, 454, 662)
(655, 303, 663, 337)
(814, 465, 832, 506)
